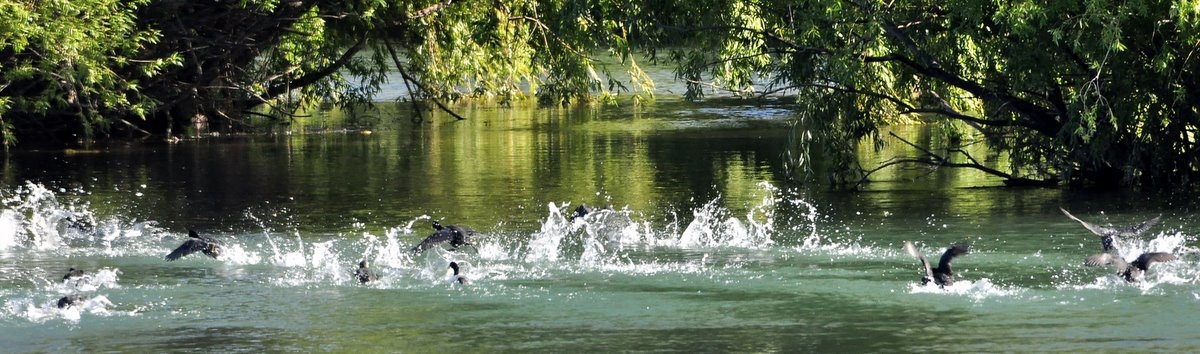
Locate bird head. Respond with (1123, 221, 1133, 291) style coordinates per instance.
(1101, 236, 1117, 252)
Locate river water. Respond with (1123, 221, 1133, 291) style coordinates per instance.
(1, 100, 1198, 352)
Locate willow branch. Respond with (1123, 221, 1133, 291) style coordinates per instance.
(384, 41, 467, 120)
(853, 130, 1057, 189)
(260, 35, 369, 102)
(870, 21, 1063, 136)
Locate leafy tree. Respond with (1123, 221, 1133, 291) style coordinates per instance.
(2, 0, 1198, 190)
(1, 0, 646, 146)
(0, 0, 176, 145)
(647, 0, 1200, 189)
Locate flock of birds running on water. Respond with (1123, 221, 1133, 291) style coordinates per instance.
(53, 204, 1175, 307)
(54, 204, 606, 309)
(903, 207, 1176, 288)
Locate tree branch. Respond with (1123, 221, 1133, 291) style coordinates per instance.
(854, 131, 1059, 188)
(259, 35, 369, 102)
(385, 41, 467, 120)
(869, 19, 1064, 136)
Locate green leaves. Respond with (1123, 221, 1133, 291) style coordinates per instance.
(1, 0, 1196, 187)
(631, 0, 1200, 187)
(0, 0, 170, 146)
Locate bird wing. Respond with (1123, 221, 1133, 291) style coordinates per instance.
(411, 229, 455, 252)
(1084, 253, 1118, 267)
(937, 244, 970, 271)
(1133, 252, 1177, 271)
(1115, 215, 1162, 237)
(903, 241, 933, 279)
(1060, 207, 1119, 237)
(165, 239, 205, 261)
(571, 204, 593, 220)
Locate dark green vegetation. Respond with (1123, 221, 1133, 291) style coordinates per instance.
(1, 0, 1198, 189)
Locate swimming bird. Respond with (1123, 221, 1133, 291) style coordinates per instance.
(56, 295, 86, 309)
(1086, 251, 1177, 282)
(1060, 207, 1161, 253)
(570, 203, 613, 220)
(165, 229, 222, 261)
(62, 268, 85, 281)
(448, 261, 469, 285)
(61, 214, 95, 233)
(410, 221, 476, 253)
(355, 260, 377, 284)
(903, 241, 970, 288)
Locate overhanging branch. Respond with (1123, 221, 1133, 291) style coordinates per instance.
(855, 131, 1059, 188)
(870, 20, 1063, 136)
(259, 35, 370, 102)
(385, 41, 467, 121)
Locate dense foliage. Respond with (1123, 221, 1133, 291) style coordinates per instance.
(0, 0, 644, 144)
(1, 0, 1198, 189)
(650, 0, 1200, 188)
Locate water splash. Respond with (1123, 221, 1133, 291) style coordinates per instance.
(268, 238, 350, 286)
(53, 268, 122, 293)
(908, 278, 1024, 301)
(376, 226, 416, 268)
(93, 220, 165, 257)
(525, 202, 571, 263)
(3, 295, 116, 323)
(0, 182, 97, 251)
(674, 183, 785, 249)
(1060, 231, 1197, 290)
(786, 191, 822, 249)
(525, 201, 652, 266)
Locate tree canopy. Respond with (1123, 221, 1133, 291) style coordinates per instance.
(647, 0, 1200, 189)
(1, 0, 1198, 189)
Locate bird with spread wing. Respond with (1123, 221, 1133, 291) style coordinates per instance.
(903, 241, 970, 288)
(411, 221, 477, 253)
(165, 229, 221, 261)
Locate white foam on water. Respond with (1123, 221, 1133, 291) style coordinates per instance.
(525, 202, 572, 263)
(53, 268, 122, 293)
(0, 209, 21, 250)
(525, 199, 736, 269)
(672, 183, 784, 249)
(476, 238, 515, 261)
(375, 222, 423, 268)
(587, 258, 711, 276)
(3, 295, 116, 323)
(0, 182, 98, 251)
(675, 195, 754, 248)
(215, 242, 262, 266)
(908, 278, 1024, 301)
(270, 232, 308, 268)
(268, 237, 352, 287)
(1056, 231, 1196, 292)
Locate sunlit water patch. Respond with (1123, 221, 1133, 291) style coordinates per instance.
(666, 106, 796, 129)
